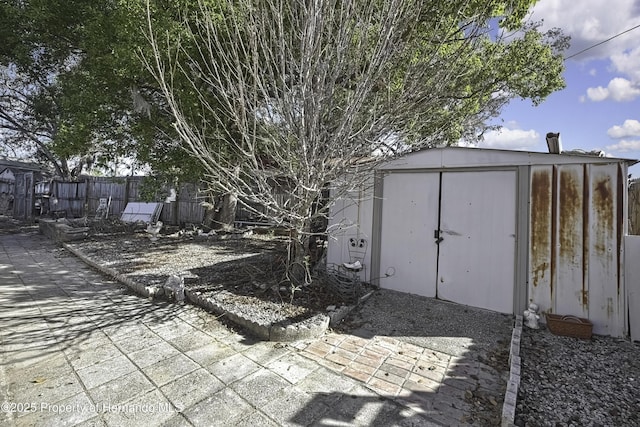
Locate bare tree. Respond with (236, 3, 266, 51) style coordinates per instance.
(144, 0, 567, 286)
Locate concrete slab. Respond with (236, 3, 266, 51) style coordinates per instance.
(265, 352, 319, 384)
(181, 388, 252, 426)
(241, 341, 290, 365)
(159, 368, 224, 410)
(141, 354, 200, 387)
(184, 342, 236, 367)
(167, 330, 214, 353)
(206, 353, 261, 385)
(235, 410, 279, 427)
(12, 370, 84, 408)
(261, 386, 331, 425)
(75, 355, 138, 390)
(101, 389, 175, 427)
(127, 341, 182, 369)
(230, 370, 291, 408)
(87, 370, 156, 407)
(15, 392, 96, 427)
(65, 343, 123, 370)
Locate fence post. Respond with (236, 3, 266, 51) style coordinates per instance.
(124, 177, 130, 207)
(169, 201, 180, 225)
(84, 178, 90, 217)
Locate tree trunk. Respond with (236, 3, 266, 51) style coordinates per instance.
(206, 192, 237, 231)
(286, 218, 313, 288)
(217, 192, 237, 230)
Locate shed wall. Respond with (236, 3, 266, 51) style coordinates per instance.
(326, 179, 374, 282)
(325, 148, 632, 337)
(528, 162, 627, 336)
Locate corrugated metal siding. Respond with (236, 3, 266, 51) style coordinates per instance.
(528, 162, 625, 336)
(438, 170, 517, 313)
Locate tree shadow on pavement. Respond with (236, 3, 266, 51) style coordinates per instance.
(293, 289, 514, 425)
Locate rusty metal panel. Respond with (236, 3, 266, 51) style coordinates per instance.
(529, 162, 626, 336)
(554, 164, 588, 318)
(587, 163, 622, 336)
(528, 165, 553, 312)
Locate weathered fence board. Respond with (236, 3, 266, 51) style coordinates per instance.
(629, 179, 640, 235)
(34, 176, 288, 226)
(50, 177, 206, 225)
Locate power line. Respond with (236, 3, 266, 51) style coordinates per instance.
(564, 23, 640, 60)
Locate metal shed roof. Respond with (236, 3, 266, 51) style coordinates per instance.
(378, 147, 638, 170)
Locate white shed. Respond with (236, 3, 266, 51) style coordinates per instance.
(327, 147, 638, 337)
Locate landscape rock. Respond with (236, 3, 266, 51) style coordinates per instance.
(516, 326, 640, 426)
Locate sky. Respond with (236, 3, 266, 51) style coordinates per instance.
(474, 0, 640, 176)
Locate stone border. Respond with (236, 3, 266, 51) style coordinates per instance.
(502, 314, 522, 427)
(39, 219, 89, 242)
(184, 289, 329, 341)
(63, 243, 152, 297)
(62, 242, 371, 342)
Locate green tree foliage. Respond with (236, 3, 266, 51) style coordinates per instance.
(0, 0, 205, 181)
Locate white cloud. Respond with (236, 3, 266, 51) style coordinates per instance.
(608, 78, 640, 101)
(605, 119, 640, 154)
(531, 0, 640, 61)
(586, 86, 610, 101)
(607, 119, 640, 138)
(610, 47, 640, 81)
(532, 1, 640, 102)
(605, 139, 640, 152)
(586, 77, 640, 102)
(477, 128, 541, 151)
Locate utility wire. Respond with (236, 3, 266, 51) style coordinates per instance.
(564, 23, 640, 60)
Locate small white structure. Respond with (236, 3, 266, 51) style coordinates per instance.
(327, 147, 638, 337)
(120, 202, 163, 223)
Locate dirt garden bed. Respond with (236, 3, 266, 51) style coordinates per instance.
(59, 218, 372, 339)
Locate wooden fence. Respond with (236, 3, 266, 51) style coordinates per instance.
(52, 177, 207, 225)
(629, 179, 640, 235)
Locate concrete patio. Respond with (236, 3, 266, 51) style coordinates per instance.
(0, 228, 509, 426)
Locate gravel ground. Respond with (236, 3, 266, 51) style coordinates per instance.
(516, 325, 640, 427)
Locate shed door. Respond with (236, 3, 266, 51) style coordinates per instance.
(379, 170, 517, 314)
(379, 172, 440, 296)
(438, 171, 517, 313)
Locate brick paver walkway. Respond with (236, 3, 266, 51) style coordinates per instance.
(296, 333, 505, 424)
(0, 229, 505, 426)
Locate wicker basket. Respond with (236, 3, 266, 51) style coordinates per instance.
(545, 313, 593, 339)
(316, 264, 362, 302)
